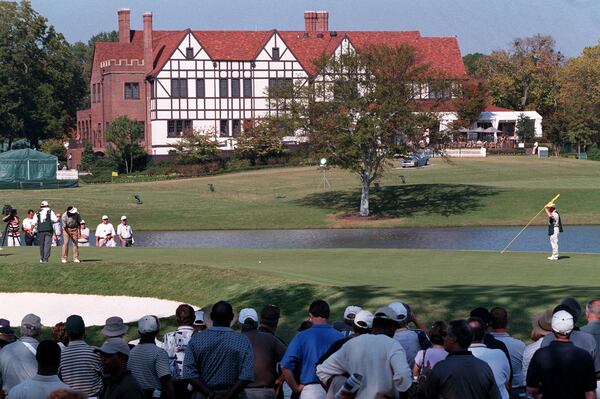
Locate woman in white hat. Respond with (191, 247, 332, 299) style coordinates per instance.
(61, 206, 82, 263)
(78, 220, 90, 247)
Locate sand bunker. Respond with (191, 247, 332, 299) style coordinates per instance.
(0, 292, 191, 326)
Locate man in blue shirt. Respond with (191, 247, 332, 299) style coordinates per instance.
(183, 301, 254, 398)
(281, 300, 343, 399)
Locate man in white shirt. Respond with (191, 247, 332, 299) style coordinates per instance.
(8, 340, 68, 399)
(316, 306, 412, 399)
(21, 209, 37, 246)
(468, 317, 511, 399)
(117, 215, 134, 247)
(95, 215, 116, 247)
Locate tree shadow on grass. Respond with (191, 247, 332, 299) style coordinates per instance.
(294, 184, 499, 217)
(228, 283, 598, 341)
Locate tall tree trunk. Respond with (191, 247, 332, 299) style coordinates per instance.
(360, 171, 370, 217)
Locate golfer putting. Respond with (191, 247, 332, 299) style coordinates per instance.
(545, 202, 562, 260)
(500, 194, 563, 259)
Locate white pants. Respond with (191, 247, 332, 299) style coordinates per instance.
(549, 227, 559, 258)
(99, 238, 115, 247)
(5, 236, 20, 246)
(301, 384, 326, 399)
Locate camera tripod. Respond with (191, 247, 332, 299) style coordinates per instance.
(1, 220, 21, 247)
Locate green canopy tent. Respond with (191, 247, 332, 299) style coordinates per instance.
(0, 149, 77, 189)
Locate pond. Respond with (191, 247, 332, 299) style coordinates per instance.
(79, 226, 600, 253)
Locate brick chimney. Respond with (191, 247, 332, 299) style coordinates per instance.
(143, 12, 153, 70)
(118, 8, 131, 44)
(315, 11, 329, 33)
(304, 11, 317, 34)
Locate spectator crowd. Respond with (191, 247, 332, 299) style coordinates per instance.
(0, 296, 598, 399)
(1, 201, 135, 262)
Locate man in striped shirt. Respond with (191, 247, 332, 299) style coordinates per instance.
(128, 315, 175, 399)
(58, 315, 103, 397)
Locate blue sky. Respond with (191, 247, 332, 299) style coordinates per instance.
(32, 0, 600, 57)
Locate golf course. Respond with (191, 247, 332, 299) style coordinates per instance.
(7, 156, 600, 229)
(2, 156, 599, 344)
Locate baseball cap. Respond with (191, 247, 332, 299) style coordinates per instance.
(21, 314, 41, 330)
(80, 220, 86, 224)
(138, 315, 159, 333)
(102, 215, 109, 220)
(69, 207, 78, 214)
(102, 316, 128, 337)
(552, 310, 574, 335)
(121, 215, 127, 221)
(40, 201, 49, 207)
(65, 315, 85, 336)
(354, 310, 374, 329)
(374, 306, 398, 321)
(94, 338, 130, 356)
(239, 308, 258, 324)
(343, 306, 362, 321)
(193, 311, 205, 326)
(388, 302, 408, 322)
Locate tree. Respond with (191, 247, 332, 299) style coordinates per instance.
(556, 43, 600, 152)
(0, 1, 86, 147)
(475, 35, 563, 117)
(71, 30, 118, 108)
(451, 80, 488, 130)
(283, 45, 438, 217)
(235, 120, 286, 165)
(516, 114, 535, 143)
(105, 116, 145, 173)
(463, 53, 487, 76)
(40, 138, 67, 162)
(80, 143, 96, 169)
(172, 129, 219, 163)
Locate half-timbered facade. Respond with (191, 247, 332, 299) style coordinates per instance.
(76, 9, 470, 158)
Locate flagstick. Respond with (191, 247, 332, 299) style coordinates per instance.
(500, 194, 561, 254)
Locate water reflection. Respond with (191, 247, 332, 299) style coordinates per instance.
(81, 226, 600, 253)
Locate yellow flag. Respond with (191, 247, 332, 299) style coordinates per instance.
(111, 171, 119, 177)
(545, 194, 560, 207)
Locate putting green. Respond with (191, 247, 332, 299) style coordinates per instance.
(5, 156, 600, 229)
(1, 246, 597, 344)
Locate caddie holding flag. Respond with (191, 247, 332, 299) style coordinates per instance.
(544, 202, 563, 261)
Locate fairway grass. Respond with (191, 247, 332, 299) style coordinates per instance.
(1, 246, 598, 344)
(5, 156, 600, 230)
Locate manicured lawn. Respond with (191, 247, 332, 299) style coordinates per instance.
(4, 156, 600, 229)
(2, 246, 597, 344)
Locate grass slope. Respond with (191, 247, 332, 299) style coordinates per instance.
(5, 157, 600, 230)
(2, 246, 597, 344)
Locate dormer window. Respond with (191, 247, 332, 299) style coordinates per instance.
(272, 47, 280, 61)
(186, 47, 194, 60)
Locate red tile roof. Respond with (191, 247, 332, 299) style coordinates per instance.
(93, 29, 467, 79)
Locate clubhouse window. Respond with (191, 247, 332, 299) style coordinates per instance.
(124, 82, 140, 99)
(171, 78, 188, 98)
(186, 47, 194, 60)
(219, 78, 228, 98)
(219, 119, 228, 137)
(243, 78, 252, 98)
(231, 78, 240, 98)
(167, 119, 192, 137)
(232, 119, 241, 137)
(196, 79, 205, 98)
(272, 47, 280, 61)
